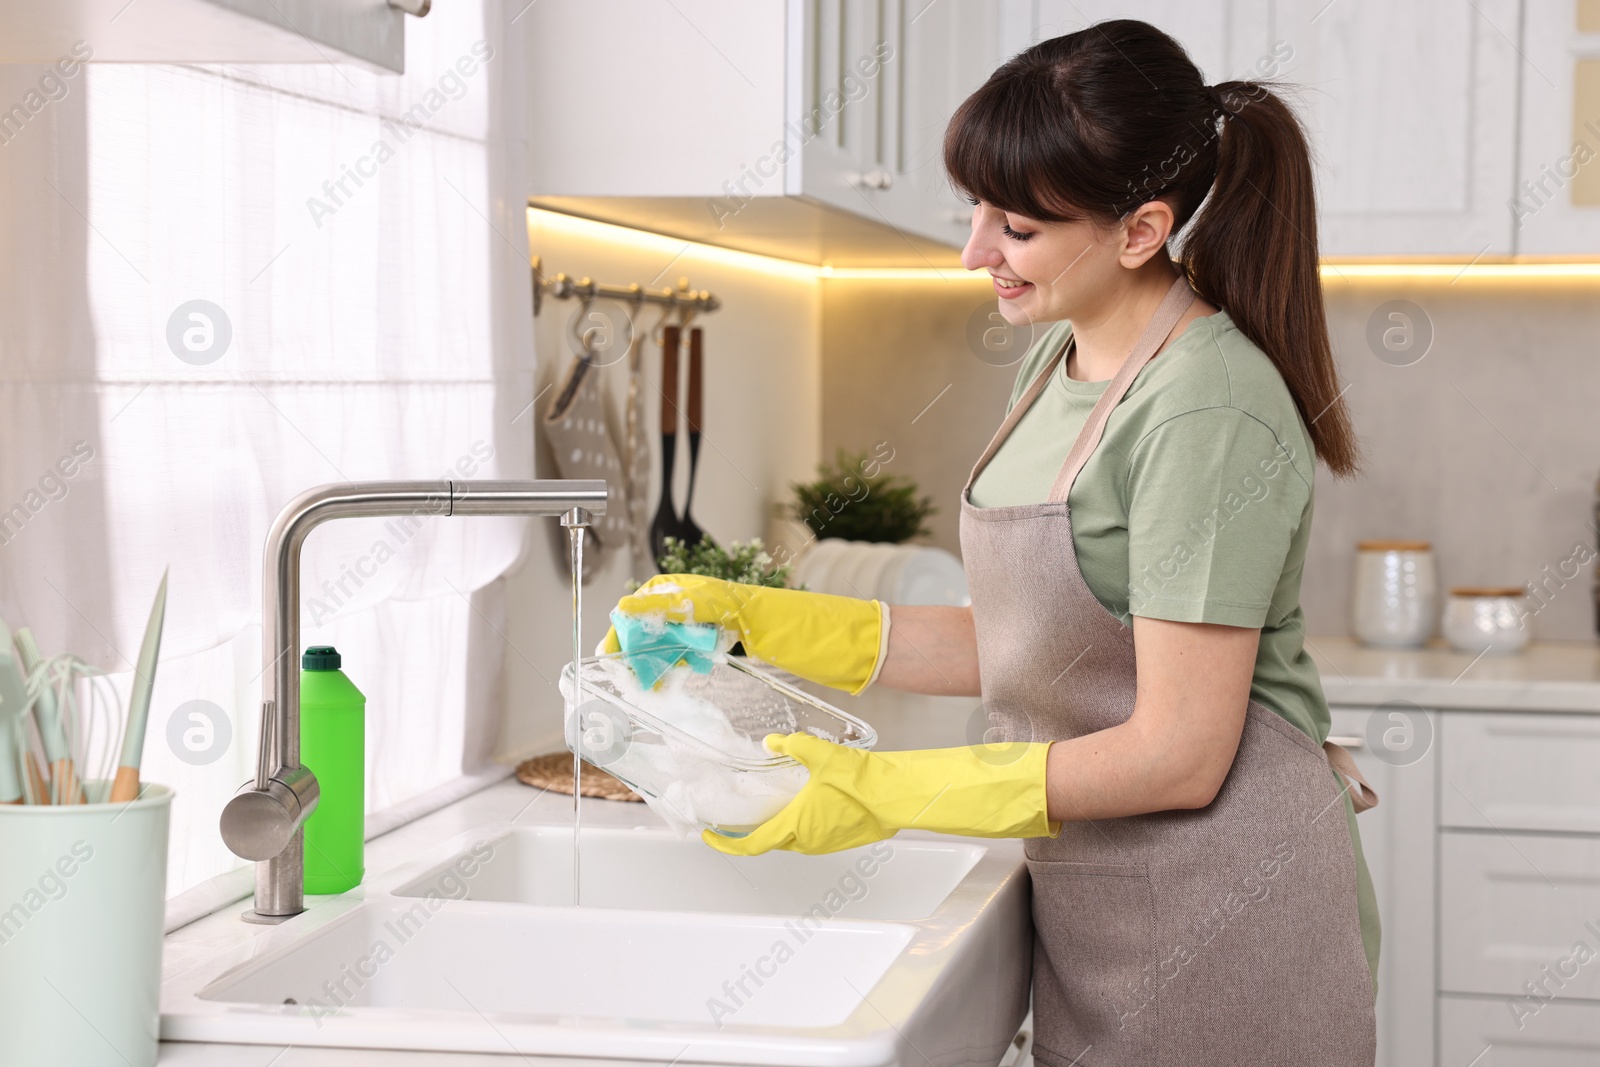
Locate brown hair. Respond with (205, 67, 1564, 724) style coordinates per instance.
(943, 20, 1360, 477)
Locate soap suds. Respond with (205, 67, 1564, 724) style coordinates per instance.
(562, 655, 809, 836)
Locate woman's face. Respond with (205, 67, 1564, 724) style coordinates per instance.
(959, 200, 1166, 326)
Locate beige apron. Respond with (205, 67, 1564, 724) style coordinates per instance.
(959, 275, 1376, 1066)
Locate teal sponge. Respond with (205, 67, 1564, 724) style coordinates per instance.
(609, 608, 720, 689)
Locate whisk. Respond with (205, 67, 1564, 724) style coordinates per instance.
(5, 652, 122, 806)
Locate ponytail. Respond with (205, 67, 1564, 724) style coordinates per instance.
(944, 22, 1361, 478)
(1182, 82, 1360, 476)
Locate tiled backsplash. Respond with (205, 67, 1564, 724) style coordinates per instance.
(820, 276, 1600, 642)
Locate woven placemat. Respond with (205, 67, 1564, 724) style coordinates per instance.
(515, 751, 641, 802)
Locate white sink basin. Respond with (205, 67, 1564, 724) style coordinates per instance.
(161, 820, 1030, 1066)
(392, 825, 983, 919)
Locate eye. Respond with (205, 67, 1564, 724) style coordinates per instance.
(1001, 222, 1035, 242)
(963, 195, 979, 206)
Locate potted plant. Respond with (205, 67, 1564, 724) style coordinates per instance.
(789, 448, 934, 543)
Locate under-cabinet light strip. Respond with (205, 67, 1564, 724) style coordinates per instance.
(530, 209, 1600, 282)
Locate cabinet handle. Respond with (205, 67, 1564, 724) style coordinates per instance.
(388, 0, 431, 15)
(1326, 735, 1364, 749)
(849, 169, 894, 190)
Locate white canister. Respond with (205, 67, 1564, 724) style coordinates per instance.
(1351, 540, 1437, 648)
(1441, 587, 1531, 654)
(0, 783, 172, 1067)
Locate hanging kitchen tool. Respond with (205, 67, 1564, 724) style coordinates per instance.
(649, 323, 684, 564)
(679, 324, 710, 549)
(624, 299, 672, 574)
(541, 293, 632, 583)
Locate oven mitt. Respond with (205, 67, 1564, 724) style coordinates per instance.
(608, 607, 720, 689)
(702, 733, 1059, 856)
(598, 573, 887, 695)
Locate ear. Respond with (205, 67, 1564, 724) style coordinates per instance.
(1118, 200, 1176, 267)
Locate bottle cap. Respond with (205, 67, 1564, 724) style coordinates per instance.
(303, 645, 342, 671)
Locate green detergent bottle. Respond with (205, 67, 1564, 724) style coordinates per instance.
(300, 645, 365, 894)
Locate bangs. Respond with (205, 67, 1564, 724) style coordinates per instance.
(942, 70, 1094, 224)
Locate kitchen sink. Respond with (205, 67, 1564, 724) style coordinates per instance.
(392, 825, 984, 920)
(161, 812, 1031, 1066)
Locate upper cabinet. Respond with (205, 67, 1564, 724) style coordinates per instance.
(0, 0, 419, 72)
(1034, 1, 1523, 258)
(526, 0, 1005, 266)
(1513, 0, 1600, 253)
(0, 0, 419, 73)
(528, 1, 1600, 260)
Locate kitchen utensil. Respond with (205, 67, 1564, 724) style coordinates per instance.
(622, 301, 664, 572)
(0, 614, 35, 804)
(14, 627, 83, 804)
(0, 782, 171, 1067)
(542, 347, 632, 582)
(1441, 586, 1531, 654)
(678, 325, 708, 549)
(559, 650, 875, 836)
(1351, 540, 1436, 648)
(649, 324, 683, 563)
(110, 568, 167, 803)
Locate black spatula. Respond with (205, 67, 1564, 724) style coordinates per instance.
(679, 326, 709, 549)
(649, 324, 682, 564)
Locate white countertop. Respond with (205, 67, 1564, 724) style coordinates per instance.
(158, 776, 684, 1066)
(1307, 636, 1600, 712)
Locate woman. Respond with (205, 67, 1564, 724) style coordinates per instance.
(606, 20, 1378, 1065)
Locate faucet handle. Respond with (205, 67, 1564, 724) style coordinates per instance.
(220, 763, 320, 862)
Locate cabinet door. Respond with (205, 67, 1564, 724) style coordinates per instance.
(1442, 995, 1600, 1067)
(1440, 831, 1600, 1000)
(1252, 0, 1521, 256)
(1441, 713, 1600, 834)
(0, 0, 409, 72)
(1329, 707, 1437, 1067)
(1513, 0, 1600, 253)
(796, 0, 1002, 250)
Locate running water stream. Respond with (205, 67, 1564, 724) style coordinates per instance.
(567, 523, 584, 907)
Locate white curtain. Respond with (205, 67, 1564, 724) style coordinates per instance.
(0, 2, 534, 896)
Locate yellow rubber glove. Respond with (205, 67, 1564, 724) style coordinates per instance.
(599, 574, 886, 694)
(701, 733, 1060, 856)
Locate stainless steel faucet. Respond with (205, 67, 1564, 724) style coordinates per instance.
(220, 479, 606, 923)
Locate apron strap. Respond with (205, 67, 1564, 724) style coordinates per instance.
(962, 333, 1075, 494)
(1324, 740, 1380, 813)
(1046, 273, 1197, 503)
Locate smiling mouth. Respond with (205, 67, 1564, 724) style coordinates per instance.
(992, 276, 1029, 290)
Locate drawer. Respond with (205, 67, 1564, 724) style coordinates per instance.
(1441, 832, 1600, 1000)
(1441, 994, 1600, 1066)
(1442, 713, 1600, 833)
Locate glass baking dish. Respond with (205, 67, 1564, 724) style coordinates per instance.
(557, 651, 876, 836)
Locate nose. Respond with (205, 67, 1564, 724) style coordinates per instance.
(961, 203, 1005, 273)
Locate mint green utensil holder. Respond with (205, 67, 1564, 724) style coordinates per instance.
(0, 782, 172, 1067)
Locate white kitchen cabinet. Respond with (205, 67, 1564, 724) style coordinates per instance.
(1441, 712, 1600, 834)
(0, 0, 415, 73)
(1513, 0, 1600, 253)
(1440, 832, 1600, 1000)
(1441, 995, 1600, 1067)
(1329, 706, 1437, 1067)
(525, 0, 1005, 264)
(1026, 0, 1522, 257)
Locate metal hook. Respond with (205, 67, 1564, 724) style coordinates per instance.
(571, 287, 598, 355)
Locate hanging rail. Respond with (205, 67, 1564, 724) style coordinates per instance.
(531, 255, 720, 318)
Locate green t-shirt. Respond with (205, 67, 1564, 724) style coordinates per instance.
(969, 310, 1329, 745)
(969, 311, 1379, 988)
